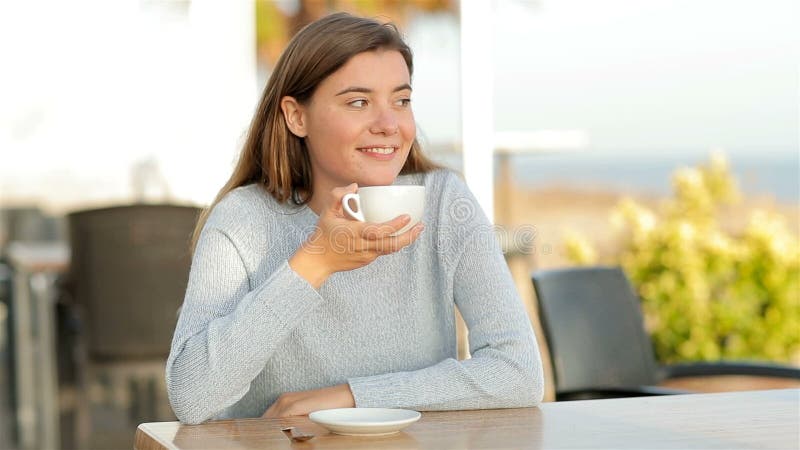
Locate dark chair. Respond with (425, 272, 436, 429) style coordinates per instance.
(531, 266, 800, 401)
(61, 204, 200, 446)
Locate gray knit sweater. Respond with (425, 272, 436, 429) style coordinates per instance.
(166, 168, 544, 424)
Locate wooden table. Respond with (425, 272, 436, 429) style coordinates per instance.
(136, 388, 799, 449)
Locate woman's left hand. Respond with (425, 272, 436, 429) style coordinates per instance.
(262, 384, 356, 418)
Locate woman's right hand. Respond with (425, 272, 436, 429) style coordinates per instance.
(288, 184, 425, 289)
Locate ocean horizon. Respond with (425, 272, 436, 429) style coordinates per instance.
(433, 149, 799, 204)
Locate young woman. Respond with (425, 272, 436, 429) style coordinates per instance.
(166, 12, 543, 424)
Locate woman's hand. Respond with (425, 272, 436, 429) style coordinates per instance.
(262, 384, 356, 418)
(289, 183, 424, 288)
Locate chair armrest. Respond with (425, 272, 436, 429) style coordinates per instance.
(662, 361, 800, 380)
(557, 385, 691, 401)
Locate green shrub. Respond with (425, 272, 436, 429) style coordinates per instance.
(565, 152, 800, 364)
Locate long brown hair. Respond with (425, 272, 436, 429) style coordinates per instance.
(192, 12, 441, 250)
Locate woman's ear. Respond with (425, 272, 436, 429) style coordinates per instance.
(280, 96, 307, 138)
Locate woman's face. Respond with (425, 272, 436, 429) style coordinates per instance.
(288, 49, 416, 193)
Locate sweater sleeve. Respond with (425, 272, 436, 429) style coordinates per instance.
(166, 224, 324, 424)
(347, 173, 544, 410)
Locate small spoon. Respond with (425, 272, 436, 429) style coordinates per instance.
(281, 426, 315, 442)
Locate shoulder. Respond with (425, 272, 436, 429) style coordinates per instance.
(403, 169, 494, 260)
(204, 184, 284, 235)
(417, 169, 485, 227)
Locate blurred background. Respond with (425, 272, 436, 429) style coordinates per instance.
(0, 0, 797, 449)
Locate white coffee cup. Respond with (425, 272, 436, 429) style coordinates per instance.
(341, 185, 425, 235)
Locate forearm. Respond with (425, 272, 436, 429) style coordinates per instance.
(347, 340, 542, 411)
(167, 261, 324, 424)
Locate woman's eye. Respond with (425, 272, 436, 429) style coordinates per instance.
(348, 99, 367, 108)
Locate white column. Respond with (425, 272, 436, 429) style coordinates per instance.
(459, 0, 495, 222)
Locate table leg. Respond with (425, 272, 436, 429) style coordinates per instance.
(12, 269, 36, 449)
(12, 270, 60, 450)
(31, 272, 60, 450)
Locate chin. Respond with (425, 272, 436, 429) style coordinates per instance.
(358, 171, 402, 187)
(359, 178, 395, 187)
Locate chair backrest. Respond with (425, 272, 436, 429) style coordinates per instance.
(67, 204, 200, 360)
(531, 266, 660, 394)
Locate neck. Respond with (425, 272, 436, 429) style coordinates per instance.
(306, 192, 327, 217)
(305, 178, 337, 216)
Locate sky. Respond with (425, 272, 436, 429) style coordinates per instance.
(0, 0, 797, 210)
(410, 0, 799, 154)
(491, 0, 799, 155)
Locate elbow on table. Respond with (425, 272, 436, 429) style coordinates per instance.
(165, 372, 217, 425)
(509, 372, 544, 408)
(175, 411, 208, 426)
(524, 377, 545, 407)
(167, 387, 215, 425)
(477, 345, 545, 408)
(501, 360, 544, 408)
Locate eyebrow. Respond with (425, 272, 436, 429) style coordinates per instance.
(335, 83, 412, 96)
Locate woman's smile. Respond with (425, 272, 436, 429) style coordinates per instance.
(357, 145, 399, 160)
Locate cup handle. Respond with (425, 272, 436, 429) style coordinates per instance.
(341, 193, 365, 222)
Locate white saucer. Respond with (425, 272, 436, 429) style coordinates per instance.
(308, 408, 421, 436)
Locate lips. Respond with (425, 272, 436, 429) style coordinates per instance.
(357, 146, 399, 160)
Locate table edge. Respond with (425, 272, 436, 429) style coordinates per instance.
(135, 423, 177, 450)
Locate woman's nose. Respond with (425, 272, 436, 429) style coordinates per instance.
(369, 108, 399, 135)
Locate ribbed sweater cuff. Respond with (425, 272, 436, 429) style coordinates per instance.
(347, 372, 404, 408)
(252, 261, 325, 326)
(347, 367, 444, 409)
